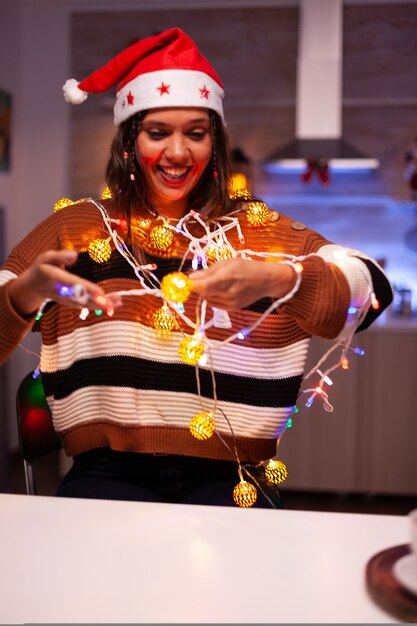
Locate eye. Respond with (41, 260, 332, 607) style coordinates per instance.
(188, 129, 208, 141)
(146, 129, 168, 140)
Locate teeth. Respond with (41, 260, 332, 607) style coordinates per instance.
(160, 167, 188, 179)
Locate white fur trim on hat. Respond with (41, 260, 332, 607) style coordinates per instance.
(63, 79, 88, 105)
(114, 69, 225, 126)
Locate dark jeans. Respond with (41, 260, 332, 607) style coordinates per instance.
(56, 448, 283, 509)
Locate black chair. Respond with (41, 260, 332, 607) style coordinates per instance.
(16, 372, 62, 495)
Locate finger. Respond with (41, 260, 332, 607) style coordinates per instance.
(36, 249, 78, 268)
(36, 265, 119, 312)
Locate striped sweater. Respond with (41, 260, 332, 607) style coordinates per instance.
(0, 199, 392, 462)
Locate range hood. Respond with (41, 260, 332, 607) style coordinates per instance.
(265, 0, 379, 172)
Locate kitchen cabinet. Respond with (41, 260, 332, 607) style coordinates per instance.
(279, 316, 417, 495)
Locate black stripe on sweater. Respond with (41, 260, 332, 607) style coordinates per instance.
(356, 258, 393, 332)
(67, 251, 277, 314)
(41, 355, 302, 408)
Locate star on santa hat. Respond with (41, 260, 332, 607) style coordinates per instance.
(199, 85, 210, 99)
(127, 91, 135, 105)
(157, 82, 170, 96)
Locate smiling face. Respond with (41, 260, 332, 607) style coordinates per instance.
(136, 107, 213, 219)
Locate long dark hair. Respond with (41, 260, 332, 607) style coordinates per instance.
(105, 109, 241, 236)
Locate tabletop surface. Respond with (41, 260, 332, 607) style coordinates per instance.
(0, 493, 409, 623)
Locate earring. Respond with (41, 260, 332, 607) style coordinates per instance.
(126, 150, 135, 181)
(210, 113, 219, 182)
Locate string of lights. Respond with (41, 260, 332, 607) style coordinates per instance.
(25, 192, 379, 507)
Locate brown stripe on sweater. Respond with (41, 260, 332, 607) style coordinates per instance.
(59, 422, 277, 463)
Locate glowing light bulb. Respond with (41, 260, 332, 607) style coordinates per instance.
(160, 272, 193, 303)
(264, 459, 288, 485)
(348, 306, 357, 315)
(230, 173, 248, 193)
(114, 218, 128, 230)
(189, 412, 215, 440)
(148, 225, 174, 251)
(178, 336, 206, 365)
(294, 262, 303, 273)
(101, 186, 112, 199)
(229, 188, 253, 201)
(371, 295, 380, 310)
(245, 201, 270, 227)
(233, 481, 257, 508)
(341, 357, 349, 370)
(152, 305, 176, 334)
(237, 329, 249, 340)
(53, 197, 74, 213)
(79, 307, 89, 320)
(95, 295, 107, 307)
(88, 238, 112, 263)
(58, 285, 74, 297)
(206, 245, 233, 263)
(354, 347, 365, 356)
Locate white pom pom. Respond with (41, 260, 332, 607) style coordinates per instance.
(62, 79, 88, 105)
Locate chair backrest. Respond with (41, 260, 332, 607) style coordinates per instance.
(16, 372, 61, 494)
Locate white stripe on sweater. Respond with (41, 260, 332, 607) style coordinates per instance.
(48, 387, 293, 439)
(317, 244, 375, 338)
(40, 320, 309, 379)
(0, 270, 17, 286)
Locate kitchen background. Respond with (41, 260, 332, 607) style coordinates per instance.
(0, 0, 416, 504)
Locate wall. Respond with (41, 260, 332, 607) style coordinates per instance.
(0, 0, 22, 484)
(0, 0, 72, 456)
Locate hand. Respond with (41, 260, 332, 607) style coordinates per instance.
(8, 250, 122, 317)
(189, 258, 296, 310)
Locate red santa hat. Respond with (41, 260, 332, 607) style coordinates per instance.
(63, 27, 225, 126)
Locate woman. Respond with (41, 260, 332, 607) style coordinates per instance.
(0, 28, 392, 507)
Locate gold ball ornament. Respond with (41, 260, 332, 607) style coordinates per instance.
(206, 245, 233, 263)
(132, 218, 152, 243)
(233, 481, 258, 508)
(160, 272, 192, 303)
(178, 336, 206, 365)
(152, 305, 177, 335)
(101, 186, 112, 199)
(148, 225, 174, 251)
(88, 238, 112, 263)
(229, 188, 253, 201)
(264, 459, 288, 485)
(54, 197, 74, 213)
(189, 412, 215, 440)
(246, 201, 270, 227)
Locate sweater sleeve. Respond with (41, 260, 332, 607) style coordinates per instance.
(0, 276, 36, 364)
(0, 211, 61, 364)
(281, 231, 393, 340)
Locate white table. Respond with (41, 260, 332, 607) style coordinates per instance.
(0, 493, 408, 623)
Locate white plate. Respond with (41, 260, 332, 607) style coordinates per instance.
(393, 553, 417, 597)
